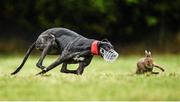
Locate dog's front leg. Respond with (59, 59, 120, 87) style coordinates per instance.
(76, 56, 93, 75)
(60, 63, 76, 74)
(76, 62, 86, 75)
(36, 40, 53, 69)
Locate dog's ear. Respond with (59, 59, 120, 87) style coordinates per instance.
(99, 40, 114, 50)
(101, 39, 109, 42)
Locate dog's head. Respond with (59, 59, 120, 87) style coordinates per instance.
(98, 39, 119, 62)
(99, 39, 114, 52)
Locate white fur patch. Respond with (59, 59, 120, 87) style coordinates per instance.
(73, 55, 85, 61)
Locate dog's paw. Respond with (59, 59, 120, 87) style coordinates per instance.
(60, 69, 68, 73)
(36, 69, 47, 75)
(36, 63, 46, 69)
(76, 70, 83, 75)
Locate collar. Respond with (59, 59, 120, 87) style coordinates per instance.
(91, 40, 99, 55)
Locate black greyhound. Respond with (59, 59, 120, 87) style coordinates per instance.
(11, 28, 118, 75)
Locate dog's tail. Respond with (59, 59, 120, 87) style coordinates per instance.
(11, 42, 36, 75)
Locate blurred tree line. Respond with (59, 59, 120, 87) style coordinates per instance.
(0, 0, 179, 53)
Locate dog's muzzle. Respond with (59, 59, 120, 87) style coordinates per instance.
(100, 48, 119, 62)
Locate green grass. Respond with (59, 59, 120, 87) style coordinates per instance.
(0, 54, 180, 101)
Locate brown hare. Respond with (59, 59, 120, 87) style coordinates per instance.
(136, 50, 165, 74)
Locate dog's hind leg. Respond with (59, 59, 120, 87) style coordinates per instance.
(36, 40, 53, 69)
(36, 52, 77, 75)
(36, 56, 64, 75)
(37, 51, 91, 75)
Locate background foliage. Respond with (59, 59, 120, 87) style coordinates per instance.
(0, 0, 179, 53)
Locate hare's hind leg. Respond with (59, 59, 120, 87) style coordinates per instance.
(151, 72, 159, 74)
(154, 64, 165, 72)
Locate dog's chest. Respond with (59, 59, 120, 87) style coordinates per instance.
(73, 55, 85, 61)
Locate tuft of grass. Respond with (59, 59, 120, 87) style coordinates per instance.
(0, 54, 180, 101)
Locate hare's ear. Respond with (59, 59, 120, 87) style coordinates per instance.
(145, 50, 148, 55)
(145, 50, 151, 57)
(148, 51, 151, 56)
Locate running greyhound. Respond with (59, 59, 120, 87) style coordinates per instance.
(11, 28, 119, 75)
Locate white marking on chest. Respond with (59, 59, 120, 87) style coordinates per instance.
(73, 55, 85, 61)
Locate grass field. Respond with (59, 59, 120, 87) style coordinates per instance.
(0, 54, 180, 101)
